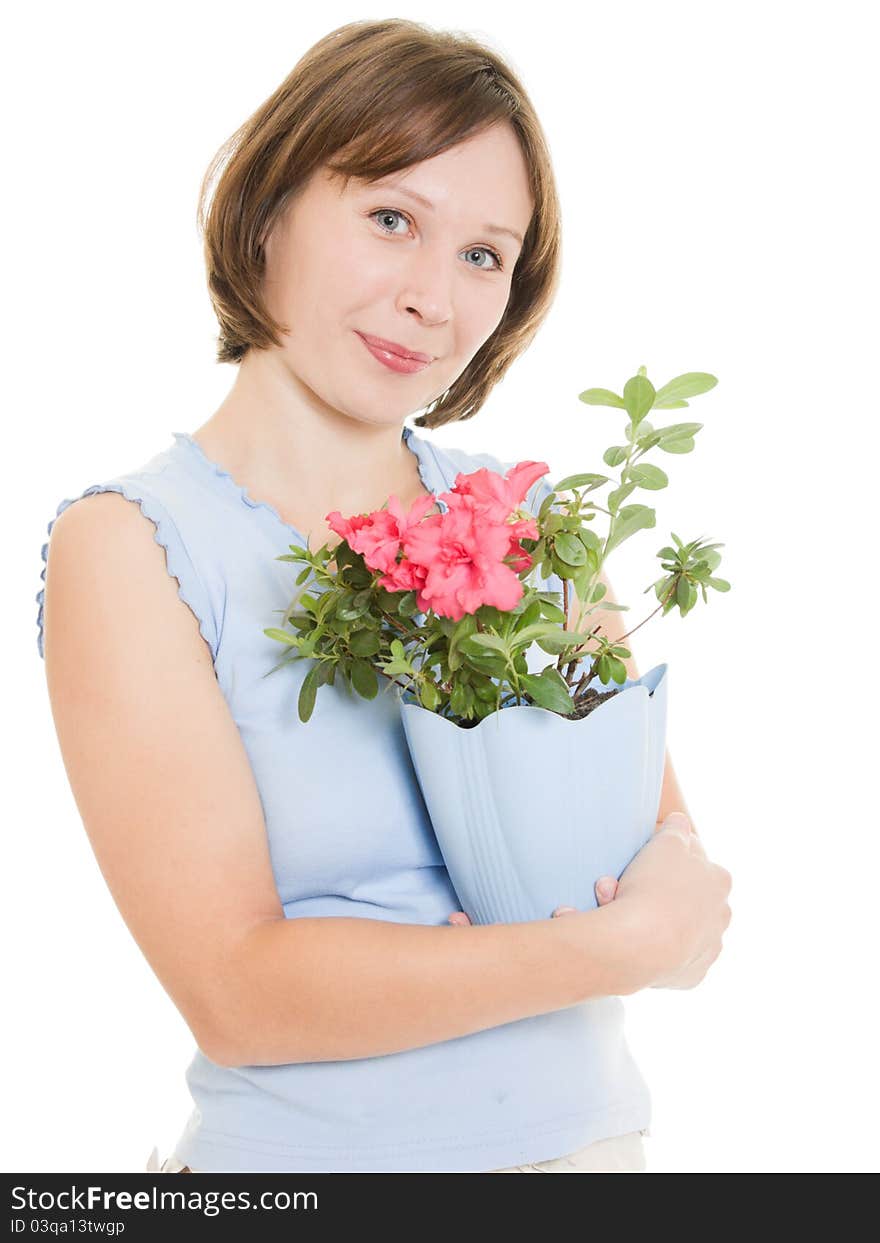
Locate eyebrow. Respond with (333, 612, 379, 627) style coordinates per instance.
(369, 179, 524, 248)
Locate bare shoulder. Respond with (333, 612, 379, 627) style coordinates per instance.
(42, 488, 283, 1066)
(46, 488, 214, 667)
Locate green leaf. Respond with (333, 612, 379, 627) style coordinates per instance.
(605, 504, 656, 554)
(676, 576, 691, 607)
(263, 627, 300, 646)
(652, 372, 717, 406)
(707, 576, 731, 591)
(655, 422, 704, 441)
(316, 591, 336, 622)
(298, 664, 320, 722)
(553, 472, 610, 493)
(629, 463, 669, 490)
(519, 666, 576, 713)
(514, 599, 543, 633)
(539, 599, 566, 622)
(419, 680, 441, 710)
(658, 436, 695, 454)
(396, 591, 418, 618)
(603, 445, 628, 468)
(463, 654, 509, 679)
(349, 628, 382, 656)
(607, 482, 637, 514)
(337, 589, 371, 621)
(472, 680, 498, 704)
(695, 550, 720, 573)
(571, 561, 595, 594)
(449, 681, 469, 717)
(351, 659, 378, 699)
(609, 657, 629, 684)
(555, 532, 588, 566)
(538, 490, 557, 521)
(260, 651, 300, 679)
(652, 574, 674, 599)
(578, 387, 625, 408)
(513, 623, 591, 650)
(298, 625, 327, 658)
(467, 632, 507, 653)
(535, 629, 594, 655)
(623, 375, 656, 426)
(590, 581, 607, 604)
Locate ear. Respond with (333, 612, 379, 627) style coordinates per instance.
(258, 201, 291, 265)
(256, 206, 283, 263)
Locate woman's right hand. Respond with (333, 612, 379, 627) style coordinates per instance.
(450, 810, 732, 993)
(613, 810, 733, 990)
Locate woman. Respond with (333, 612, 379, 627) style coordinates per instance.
(37, 18, 732, 1174)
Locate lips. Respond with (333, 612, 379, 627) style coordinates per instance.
(357, 331, 434, 363)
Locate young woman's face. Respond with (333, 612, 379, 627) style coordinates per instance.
(260, 121, 534, 428)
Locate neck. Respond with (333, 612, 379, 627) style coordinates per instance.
(190, 350, 436, 540)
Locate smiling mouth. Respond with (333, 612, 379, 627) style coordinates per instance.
(357, 332, 434, 374)
(356, 331, 434, 363)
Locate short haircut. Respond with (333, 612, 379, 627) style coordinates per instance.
(198, 18, 562, 429)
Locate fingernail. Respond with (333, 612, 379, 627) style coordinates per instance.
(597, 880, 616, 901)
(553, 906, 577, 916)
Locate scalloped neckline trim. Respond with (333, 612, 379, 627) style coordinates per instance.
(170, 424, 448, 546)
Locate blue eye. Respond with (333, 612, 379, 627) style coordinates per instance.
(368, 208, 505, 272)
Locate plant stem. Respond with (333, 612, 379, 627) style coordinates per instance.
(614, 596, 671, 645)
(377, 609, 422, 642)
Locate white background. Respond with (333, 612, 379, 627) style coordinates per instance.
(7, 0, 878, 1174)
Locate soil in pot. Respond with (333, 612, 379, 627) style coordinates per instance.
(452, 683, 622, 728)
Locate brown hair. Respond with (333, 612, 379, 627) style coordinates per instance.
(197, 18, 562, 429)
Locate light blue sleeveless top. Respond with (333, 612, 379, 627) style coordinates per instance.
(36, 423, 651, 1173)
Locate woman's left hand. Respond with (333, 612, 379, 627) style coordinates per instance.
(448, 875, 620, 924)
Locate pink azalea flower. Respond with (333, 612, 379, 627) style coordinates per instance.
(402, 459, 546, 614)
(402, 497, 532, 621)
(377, 557, 428, 595)
(326, 460, 550, 621)
(448, 459, 549, 522)
(504, 516, 540, 573)
(326, 492, 438, 574)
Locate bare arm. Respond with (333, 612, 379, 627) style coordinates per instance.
(42, 494, 646, 1072)
(219, 898, 643, 1067)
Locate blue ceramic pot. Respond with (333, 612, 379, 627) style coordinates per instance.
(400, 662, 669, 925)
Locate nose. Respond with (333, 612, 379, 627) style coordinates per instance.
(396, 249, 452, 327)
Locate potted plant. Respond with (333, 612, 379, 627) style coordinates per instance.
(264, 366, 729, 925)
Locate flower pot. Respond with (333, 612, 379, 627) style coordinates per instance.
(400, 662, 669, 925)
